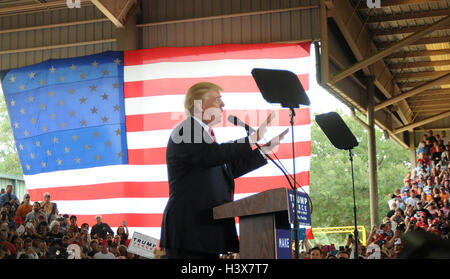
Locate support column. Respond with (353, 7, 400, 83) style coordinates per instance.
(367, 75, 379, 228)
(114, 6, 138, 51)
(319, 0, 329, 84)
(409, 130, 416, 169)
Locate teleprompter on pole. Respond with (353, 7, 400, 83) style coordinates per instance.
(315, 112, 360, 259)
(251, 68, 310, 259)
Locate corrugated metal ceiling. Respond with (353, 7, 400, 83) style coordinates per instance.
(352, 0, 450, 143)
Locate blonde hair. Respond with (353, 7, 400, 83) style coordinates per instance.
(184, 82, 223, 116)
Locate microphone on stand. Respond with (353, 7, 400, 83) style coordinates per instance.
(227, 112, 313, 222)
(227, 115, 256, 135)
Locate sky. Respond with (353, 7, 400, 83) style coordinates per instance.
(307, 43, 350, 115)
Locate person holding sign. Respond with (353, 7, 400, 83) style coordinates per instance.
(160, 82, 288, 259)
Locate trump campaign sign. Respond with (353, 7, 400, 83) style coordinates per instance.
(127, 232, 159, 259)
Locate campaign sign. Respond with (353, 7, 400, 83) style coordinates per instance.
(287, 190, 311, 228)
(275, 229, 293, 259)
(127, 232, 159, 259)
(292, 227, 307, 241)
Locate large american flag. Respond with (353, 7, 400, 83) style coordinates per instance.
(1, 43, 312, 239)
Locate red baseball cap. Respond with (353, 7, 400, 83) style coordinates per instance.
(14, 216, 23, 224)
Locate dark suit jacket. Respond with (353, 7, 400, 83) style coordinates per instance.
(160, 117, 267, 254)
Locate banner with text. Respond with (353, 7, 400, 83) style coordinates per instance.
(288, 190, 311, 228)
(127, 232, 159, 259)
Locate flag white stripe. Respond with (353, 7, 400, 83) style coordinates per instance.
(117, 227, 161, 240)
(234, 186, 310, 201)
(24, 164, 165, 189)
(123, 57, 310, 82)
(53, 197, 167, 215)
(23, 156, 310, 189)
(126, 125, 311, 150)
(243, 156, 310, 178)
(124, 92, 311, 116)
(51, 186, 310, 217)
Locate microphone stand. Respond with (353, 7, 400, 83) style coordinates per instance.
(252, 108, 301, 259)
(250, 68, 310, 260)
(244, 124, 300, 258)
(349, 149, 359, 259)
(289, 107, 300, 260)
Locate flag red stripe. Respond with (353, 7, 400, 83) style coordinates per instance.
(28, 182, 168, 201)
(124, 75, 309, 98)
(71, 215, 313, 232)
(235, 171, 310, 193)
(127, 147, 167, 165)
(125, 108, 311, 132)
(124, 43, 311, 66)
(27, 172, 309, 201)
(128, 141, 311, 165)
(74, 213, 163, 228)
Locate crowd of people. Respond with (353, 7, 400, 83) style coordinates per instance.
(303, 129, 450, 259)
(1, 129, 449, 259)
(0, 188, 163, 259)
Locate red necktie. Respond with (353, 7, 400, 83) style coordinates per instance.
(210, 128, 217, 143)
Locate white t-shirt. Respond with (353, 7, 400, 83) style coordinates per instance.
(93, 251, 116, 259)
(388, 198, 396, 210)
(405, 197, 419, 208)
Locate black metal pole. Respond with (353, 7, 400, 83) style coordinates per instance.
(349, 149, 359, 259)
(290, 108, 300, 259)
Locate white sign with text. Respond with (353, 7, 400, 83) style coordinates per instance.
(127, 232, 159, 259)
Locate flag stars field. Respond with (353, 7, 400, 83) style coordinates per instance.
(2, 52, 127, 180)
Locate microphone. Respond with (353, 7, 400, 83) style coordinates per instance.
(227, 115, 256, 134)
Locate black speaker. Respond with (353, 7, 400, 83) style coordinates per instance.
(251, 68, 310, 108)
(315, 112, 358, 150)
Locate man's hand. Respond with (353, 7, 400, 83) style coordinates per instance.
(259, 128, 289, 153)
(249, 111, 275, 145)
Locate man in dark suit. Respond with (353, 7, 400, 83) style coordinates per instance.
(160, 82, 286, 259)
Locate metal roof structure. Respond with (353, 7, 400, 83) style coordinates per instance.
(361, 0, 450, 137)
(319, 0, 450, 151)
(317, 0, 449, 227)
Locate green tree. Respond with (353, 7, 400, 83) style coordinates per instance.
(0, 93, 23, 176)
(310, 111, 410, 234)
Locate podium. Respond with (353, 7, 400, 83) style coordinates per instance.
(213, 188, 295, 259)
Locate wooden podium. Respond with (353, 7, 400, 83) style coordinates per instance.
(213, 187, 293, 259)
